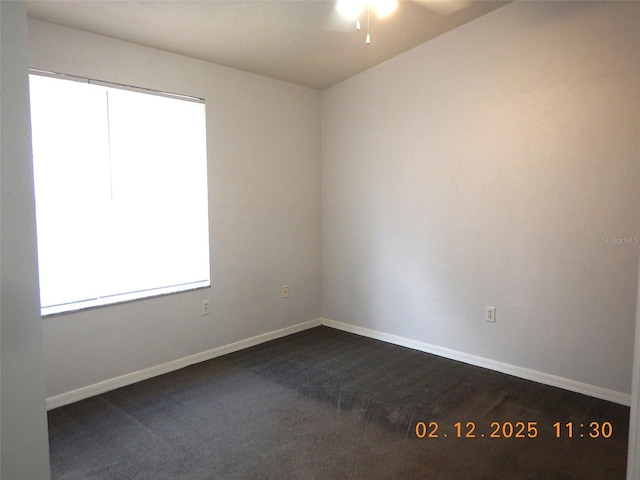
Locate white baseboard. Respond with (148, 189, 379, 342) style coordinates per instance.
(47, 316, 630, 410)
(321, 318, 631, 406)
(46, 318, 323, 410)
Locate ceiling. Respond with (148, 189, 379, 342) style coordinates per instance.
(26, 0, 509, 91)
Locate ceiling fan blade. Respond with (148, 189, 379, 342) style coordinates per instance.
(413, 0, 472, 16)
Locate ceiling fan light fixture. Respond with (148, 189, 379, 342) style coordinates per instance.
(336, 0, 397, 46)
(336, 0, 366, 20)
(336, 0, 397, 20)
(370, 0, 398, 18)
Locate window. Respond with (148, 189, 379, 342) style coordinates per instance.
(29, 72, 210, 316)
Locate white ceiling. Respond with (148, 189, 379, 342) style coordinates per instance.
(26, 1, 509, 91)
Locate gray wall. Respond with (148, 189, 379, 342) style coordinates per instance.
(321, 1, 640, 396)
(0, 2, 51, 478)
(25, 1, 640, 415)
(27, 19, 322, 401)
(629, 267, 640, 478)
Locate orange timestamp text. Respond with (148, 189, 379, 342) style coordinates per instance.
(414, 421, 614, 439)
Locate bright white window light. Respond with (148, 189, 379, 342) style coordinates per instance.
(29, 72, 210, 315)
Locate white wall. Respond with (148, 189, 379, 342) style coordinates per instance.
(628, 259, 640, 477)
(27, 19, 322, 400)
(0, 2, 52, 478)
(322, 1, 640, 396)
(28, 1, 640, 408)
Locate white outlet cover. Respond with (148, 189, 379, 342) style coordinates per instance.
(202, 300, 210, 315)
(486, 306, 496, 323)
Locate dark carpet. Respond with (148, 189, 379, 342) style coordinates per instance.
(48, 326, 629, 479)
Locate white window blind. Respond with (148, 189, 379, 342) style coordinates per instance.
(29, 72, 210, 316)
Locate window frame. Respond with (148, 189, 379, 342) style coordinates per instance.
(29, 70, 211, 316)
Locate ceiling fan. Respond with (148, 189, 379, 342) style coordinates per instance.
(324, 0, 473, 40)
(412, 0, 474, 16)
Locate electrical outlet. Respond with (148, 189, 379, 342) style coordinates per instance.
(202, 300, 210, 316)
(282, 285, 289, 299)
(486, 306, 496, 323)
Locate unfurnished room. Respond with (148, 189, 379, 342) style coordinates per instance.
(1, 1, 640, 479)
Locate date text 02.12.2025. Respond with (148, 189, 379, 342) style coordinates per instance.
(414, 421, 614, 439)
